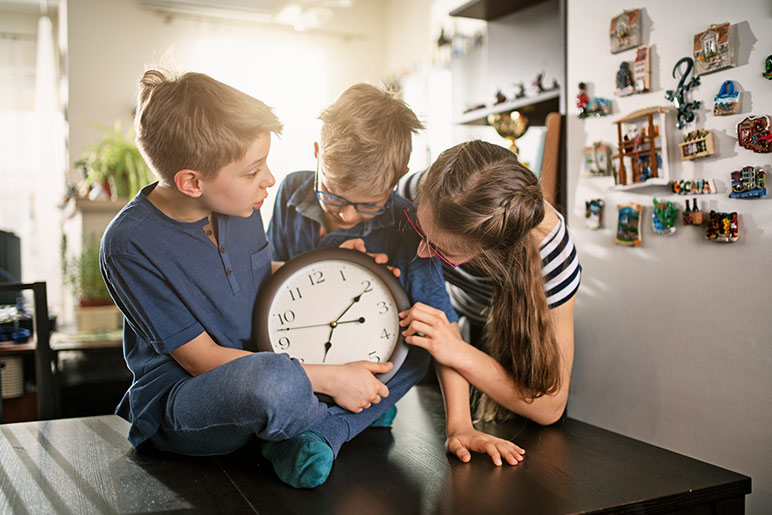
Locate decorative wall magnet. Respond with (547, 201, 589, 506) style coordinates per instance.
(665, 57, 701, 129)
(615, 46, 650, 97)
(736, 115, 772, 153)
(669, 179, 717, 195)
(577, 83, 612, 118)
(616, 203, 642, 246)
(610, 9, 641, 54)
(764, 55, 772, 80)
(682, 198, 703, 225)
(583, 141, 613, 176)
(705, 210, 739, 242)
(652, 198, 677, 235)
(713, 81, 739, 116)
(729, 166, 766, 198)
(611, 107, 670, 187)
(693, 23, 735, 76)
(679, 129, 715, 160)
(585, 199, 605, 230)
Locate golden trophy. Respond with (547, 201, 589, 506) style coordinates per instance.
(488, 111, 529, 156)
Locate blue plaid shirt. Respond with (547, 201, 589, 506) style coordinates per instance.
(267, 171, 458, 323)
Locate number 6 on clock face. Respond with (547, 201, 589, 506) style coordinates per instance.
(250, 248, 410, 383)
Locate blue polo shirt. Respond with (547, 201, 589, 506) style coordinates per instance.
(100, 182, 272, 448)
(267, 171, 458, 323)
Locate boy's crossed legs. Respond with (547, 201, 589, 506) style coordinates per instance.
(150, 349, 430, 487)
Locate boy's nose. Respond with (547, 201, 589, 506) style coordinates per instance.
(338, 205, 358, 222)
(264, 168, 276, 187)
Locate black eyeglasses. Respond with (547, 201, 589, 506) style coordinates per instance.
(314, 158, 387, 215)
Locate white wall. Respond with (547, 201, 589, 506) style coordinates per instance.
(566, 2, 772, 512)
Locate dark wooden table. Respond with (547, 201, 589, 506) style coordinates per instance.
(0, 386, 750, 514)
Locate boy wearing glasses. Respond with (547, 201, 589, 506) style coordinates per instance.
(267, 82, 458, 427)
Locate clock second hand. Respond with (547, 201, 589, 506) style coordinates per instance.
(277, 317, 365, 332)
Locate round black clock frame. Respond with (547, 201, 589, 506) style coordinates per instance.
(250, 247, 410, 383)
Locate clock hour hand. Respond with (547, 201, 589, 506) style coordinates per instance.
(322, 326, 335, 363)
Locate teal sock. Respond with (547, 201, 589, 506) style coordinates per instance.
(369, 405, 397, 428)
(261, 431, 334, 488)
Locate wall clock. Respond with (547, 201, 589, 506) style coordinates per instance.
(250, 247, 409, 383)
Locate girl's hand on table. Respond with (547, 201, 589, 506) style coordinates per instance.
(446, 427, 525, 466)
(399, 302, 467, 368)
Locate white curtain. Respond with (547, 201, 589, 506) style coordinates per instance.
(0, 13, 65, 315)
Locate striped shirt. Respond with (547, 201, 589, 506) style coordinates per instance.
(399, 171, 581, 324)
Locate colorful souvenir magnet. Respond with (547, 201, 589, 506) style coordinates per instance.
(614, 46, 650, 97)
(693, 23, 735, 76)
(682, 198, 703, 225)
(616, 203, 642, 246)
(577, 83, 611, 118)
(669, 179, 717, 195)
(713, 81, 739, 116)
(764, 55, 772, 80)
(585, 199, 605, 230)
(736, 115, 772, 153)
(729, 166, 766, 198)
(665, 57, 701, 129)
(652, 198, 677, 235)
(679, 129, 715, 160)
(583, 142, 613, 176)
(705, 211, 739, 242)
(610, 9, 641, 54)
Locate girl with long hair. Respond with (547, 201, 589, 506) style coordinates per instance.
(398, 140, 580, 466)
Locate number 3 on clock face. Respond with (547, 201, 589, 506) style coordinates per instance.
(250, 248, 410, 383)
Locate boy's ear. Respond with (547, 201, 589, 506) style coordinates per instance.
(173, 169, 204, 198)
(313, 141, 319, 159)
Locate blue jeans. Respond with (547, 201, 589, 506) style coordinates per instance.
(150, 348, 429, 457)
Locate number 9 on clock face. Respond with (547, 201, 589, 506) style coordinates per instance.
(251, 248, 410, 383)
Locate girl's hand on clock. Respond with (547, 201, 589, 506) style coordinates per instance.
(446, 427, 525, 466)
(399, 303, 467, 369)
(339, 238, 401, 278)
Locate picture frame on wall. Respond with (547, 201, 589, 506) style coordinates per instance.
(693, 23, 735, 76)
(610, 9, 641, 54)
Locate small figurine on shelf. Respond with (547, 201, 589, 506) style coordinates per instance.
(615, 61, 635, 96)
(585, 199, 605, 230)
(665, 57, 701, 129)
(494, 89, 507, 105)
(577, 82, 589, 118)
(549, 79, 560, 91)
(652, 198, 677, 235)
(616, 203, 642, 246)
(736, 115, 772, 153)
(514, 82, 527, 99)
(706, 211, 739, 242)
(462, 102, 486, 114)
(764, 55, 772, 80)
(683, 198, 703, 225)
(729, 166, 767, 198)
(532, 72, 546, 94)
(713, 80, 740, 116)
(670, 179, 717, 195)
(693, 23, 735, 76)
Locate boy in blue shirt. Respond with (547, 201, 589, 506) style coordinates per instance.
(101, 70, 398, 489)
(267, 83, 459, 425)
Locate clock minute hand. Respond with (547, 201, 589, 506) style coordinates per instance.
(333, 287, 371, 323)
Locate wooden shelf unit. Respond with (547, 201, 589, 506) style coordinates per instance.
(679, 131, 715, 160)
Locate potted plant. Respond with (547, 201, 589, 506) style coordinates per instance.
(64, 240, 121, 332)
(76, 120, 154, 201)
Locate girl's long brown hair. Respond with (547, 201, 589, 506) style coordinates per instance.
(418, 140, 560, 421)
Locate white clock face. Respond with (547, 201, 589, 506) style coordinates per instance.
(266, 259, 401, 365)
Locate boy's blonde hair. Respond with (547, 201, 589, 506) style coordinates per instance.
(318, 83, 423, 193)
(135, 69, 282, 184)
